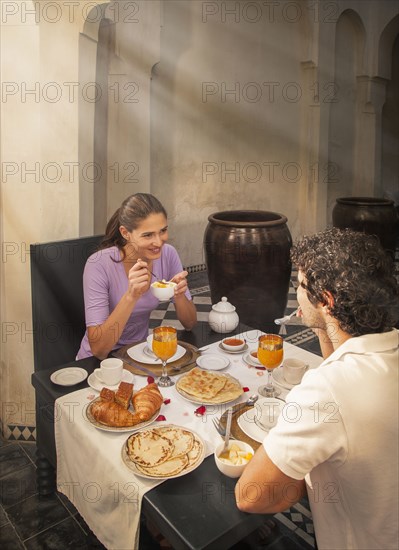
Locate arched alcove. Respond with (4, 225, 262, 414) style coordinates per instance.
(327, 9, 366, 221)
(380, 18, 399, 206)
(79, 2, 113, 235)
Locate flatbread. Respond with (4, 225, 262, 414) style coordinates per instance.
(176, 367, 227, 399)
(154, 427, 194, 457)
(136, 454, 189, 477)
(126, 430, 174, 467)
(216, 377, 243, 402)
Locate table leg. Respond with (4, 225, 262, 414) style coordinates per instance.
(36, 449, 56, 496)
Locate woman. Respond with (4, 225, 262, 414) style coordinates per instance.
(77, 193, 197, 359)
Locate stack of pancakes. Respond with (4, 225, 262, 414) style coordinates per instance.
(126, 426, 203, 477)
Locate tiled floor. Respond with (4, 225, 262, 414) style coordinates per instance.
(1, 269, 321, 550)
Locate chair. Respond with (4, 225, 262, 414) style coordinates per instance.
(30, 235, 103, 372)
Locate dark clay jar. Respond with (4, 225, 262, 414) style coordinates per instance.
(204, 211, 292, 333)
(332, 197, 399, 256)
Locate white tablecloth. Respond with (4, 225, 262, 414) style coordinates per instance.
(55, 330, 322, 549)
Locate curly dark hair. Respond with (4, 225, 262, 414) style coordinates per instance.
(291, 228, 399, 336)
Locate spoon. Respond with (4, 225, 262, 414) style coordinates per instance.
(274, 308, 299, 325)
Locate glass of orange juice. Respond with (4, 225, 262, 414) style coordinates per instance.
(152, 326, 178, 387)
(257, 333, 283, 397)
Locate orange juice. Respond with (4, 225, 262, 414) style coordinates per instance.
(152, 327, 177, 361)
(258, 335, 283, 369)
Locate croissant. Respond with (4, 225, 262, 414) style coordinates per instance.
(132, 383, 164, 421)
(90, 400, 141, 427)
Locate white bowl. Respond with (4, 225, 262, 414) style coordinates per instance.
(221, 337, 246, 352)
(150, 281, 176, 301)
(214, 440, 254, 478)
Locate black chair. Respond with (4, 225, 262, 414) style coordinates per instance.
(30, 235, 104, 372)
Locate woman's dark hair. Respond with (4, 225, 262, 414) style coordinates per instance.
(99, 193, 167, 259)
(291, 227, 399, 336)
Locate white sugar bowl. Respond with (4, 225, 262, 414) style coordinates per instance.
(208, 297, 239, 334)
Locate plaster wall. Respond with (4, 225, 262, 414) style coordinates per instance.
(0, 0, 398, 431)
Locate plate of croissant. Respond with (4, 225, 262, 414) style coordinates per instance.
(85, 381, 164, 432)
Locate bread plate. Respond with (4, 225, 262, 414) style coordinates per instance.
(85, 396, 160, 433)
(176, 369, 243, 405)
(121, 424, 205, 479)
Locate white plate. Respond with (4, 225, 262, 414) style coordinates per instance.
(272, 367, 296, 390)
(142, 345, 157, 359)
(50, 367, 88, 386)
(84, 396, 160, 433)
(127, 342, 186, 365)
(87, 369, 134, 392)
(176, 372, 243, 405)
(218, 342, 248, 354)
(237, 408, 269, 443)
(243, 352, 263, 368)
(121, 425, 206, 479)
(196, 354, 230, 371)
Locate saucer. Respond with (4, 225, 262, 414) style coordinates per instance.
(87, 369, 134, 392)
(50, 367, 88, 386)
(243, 352, 264, 368)
(218, 342, 248, 354)
(237, 408, 268, 443)
(271, 367, 295, 390)
(196, 354, 230, 371)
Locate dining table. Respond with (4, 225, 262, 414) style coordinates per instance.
(31, 322, 323, 550)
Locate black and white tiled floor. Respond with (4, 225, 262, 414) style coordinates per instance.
(0, 269, 321, 550)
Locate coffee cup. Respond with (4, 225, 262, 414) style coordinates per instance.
(254, 398, 283, 432)
(283, 358, 309, 385)
(94, 358, 123, 386)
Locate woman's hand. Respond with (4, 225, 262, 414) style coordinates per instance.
(170, 271, 197, 330)
(171, 270, 189, 298)
(127, 259, 150, 299)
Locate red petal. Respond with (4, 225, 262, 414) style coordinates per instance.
(147, 376, 155, 384)
(194, 405, 206, 416)
(243, 387, 250, 392)
(163, 398, 171, 405)
(156, 415, 166, 421)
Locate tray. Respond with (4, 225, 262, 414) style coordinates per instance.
(219, 402, 261, 451)
(116, 340, 200, 377)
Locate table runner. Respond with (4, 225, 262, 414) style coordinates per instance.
(55, 330, 322, 549)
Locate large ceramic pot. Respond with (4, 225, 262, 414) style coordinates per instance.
(332, 197, 399, 256)
(204, 210, 292, 332)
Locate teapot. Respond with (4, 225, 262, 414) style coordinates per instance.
(208, 297, 239, 334)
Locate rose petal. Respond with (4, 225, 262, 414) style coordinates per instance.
(147, 376, 155, 384)
(256, 371, 265, 376)
(163, 398, 171, 405)
(243, 387, 250, 392)
(156, 415, 166, 421)
(194, 405, 206, 416)
(255, 366, 266, 371)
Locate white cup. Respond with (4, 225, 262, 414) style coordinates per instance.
(283, 358, 309, 385)
(94, 358, 123, 386)
(254, 398, 284, 431)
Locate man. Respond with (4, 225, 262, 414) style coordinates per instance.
(235, 228, 399, 550)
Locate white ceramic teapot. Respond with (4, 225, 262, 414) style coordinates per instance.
(208, 297, 239, 334)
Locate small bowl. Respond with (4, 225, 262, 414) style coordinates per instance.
(214, 440, 254, 478)
(250, 350, 262, 365)
(150, 281, 176, 301)
(222, 337, 246, 352)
